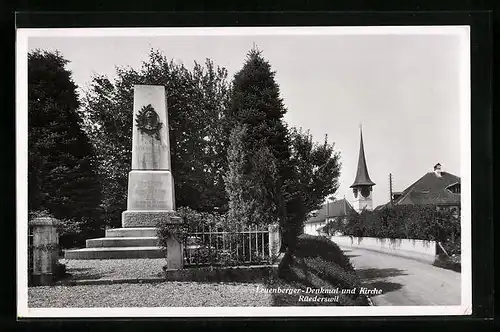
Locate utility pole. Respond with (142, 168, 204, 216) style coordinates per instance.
(327, 197, 330, 220)
(389, 173, 394, 206)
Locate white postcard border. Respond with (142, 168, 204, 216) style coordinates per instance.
(16, 25, 472, 318)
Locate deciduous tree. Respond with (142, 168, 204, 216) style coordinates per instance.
(284, 128, 342, 250)
(80, 50, 231, 228)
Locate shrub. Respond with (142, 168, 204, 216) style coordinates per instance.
(155, 207, 228, 246)
(56, 218, 87, 249)
(176, 206, 228, 231)
(155, 215, 188, 262)
(28, 209, 93, 249)
(273, 234, 369, 306)
(294, 234, 355, 273)
(156, 207, 239, 266)
(156, 207, 276, 266)
(433, 254, 461, 272)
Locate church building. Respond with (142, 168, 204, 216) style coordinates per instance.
(303, 126, 376, 235)
(350, 126, 376, 212)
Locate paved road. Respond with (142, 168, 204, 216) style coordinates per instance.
(341, 247, 461, 306)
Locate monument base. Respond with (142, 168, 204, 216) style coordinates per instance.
(122, 210, 181, 228)
(64, 215, 184, 263)
(64, 227, 164, 260)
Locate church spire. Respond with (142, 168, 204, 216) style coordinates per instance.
(350, 125, 375, 188)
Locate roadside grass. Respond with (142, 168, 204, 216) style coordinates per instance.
(268, 234, 370, 306)
(433, 254, 461, 273)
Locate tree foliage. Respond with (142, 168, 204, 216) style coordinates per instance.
(224, 124, 252, 227)
(284, 128, 342, 246)
(28, 50, 103, 247)
(224, 48, 290, 230)
(80, 49, 231, 228)
(224, 123, 280, 228)
(225, 48, 341, 253)
(226, 48, 291, 174)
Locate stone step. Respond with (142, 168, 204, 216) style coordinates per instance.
(86, 237, 159, 248)
(105, 227, 157, 238)
(64, 246, 164, 260)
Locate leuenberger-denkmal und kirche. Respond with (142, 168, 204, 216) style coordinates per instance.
(255, 286, 382, 295)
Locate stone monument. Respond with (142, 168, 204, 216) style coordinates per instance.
(122, 85, 179, 227)
(65, 85, 183, 267)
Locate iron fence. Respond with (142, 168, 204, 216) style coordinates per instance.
(183, 225, 271, 266)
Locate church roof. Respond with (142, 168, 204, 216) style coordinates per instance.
(393, 170, 461, 206)
(350, 127, 376, 188)
(305, 199, 355, 224)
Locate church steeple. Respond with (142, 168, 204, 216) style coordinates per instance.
(350, 125, 375, 188)
(350, 125, 375, 212)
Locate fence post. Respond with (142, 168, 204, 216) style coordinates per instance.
(165, 215, 184, 270)
(268, 223, 281, 263)
(29, 217, 59, 286)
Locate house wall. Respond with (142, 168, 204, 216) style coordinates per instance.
(303, 221, 326, 235)
(330, 235, 437, 264)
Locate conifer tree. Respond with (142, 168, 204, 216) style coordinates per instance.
(225, 48, 342, 254)
(225, 47, 291, 231)
(28, 50, 103, 247)
(224, 124, 251, 228)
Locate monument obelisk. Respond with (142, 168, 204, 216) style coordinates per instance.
(122, 85, 179, 227)
(65, 85, 182, 264)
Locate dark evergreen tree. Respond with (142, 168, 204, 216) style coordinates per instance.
(81, 50, 231, 228)
(225, 47, 292, 233)
(225, 48, 342, 254)
(28, 50, 103, 247)
(224, 124, 252, 228)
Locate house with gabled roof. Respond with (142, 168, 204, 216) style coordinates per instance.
(376, 163, 461, 217)
(303, 198, 356, 236)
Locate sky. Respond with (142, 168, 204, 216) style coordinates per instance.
(26, 28, 465, 208)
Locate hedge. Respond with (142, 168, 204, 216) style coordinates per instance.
(324, 204, 461, 256)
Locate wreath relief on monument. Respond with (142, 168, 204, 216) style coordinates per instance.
(136, 104, 163, 140)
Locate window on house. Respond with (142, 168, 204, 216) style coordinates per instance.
(447, 183, 461, 194)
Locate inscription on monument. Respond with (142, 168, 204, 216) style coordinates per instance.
(132, 180, 168, 209)
(127, 171, 175, 211)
